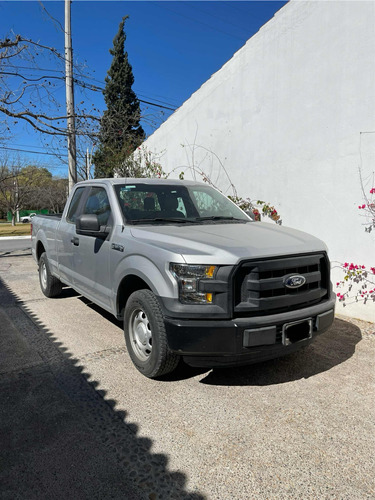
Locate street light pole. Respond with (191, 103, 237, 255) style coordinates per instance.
(65, 0, 77, 193)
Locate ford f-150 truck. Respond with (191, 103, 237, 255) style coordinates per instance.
(31, 178, 335, 378)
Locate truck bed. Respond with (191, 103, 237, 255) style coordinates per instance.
(34, 213, 63, 220)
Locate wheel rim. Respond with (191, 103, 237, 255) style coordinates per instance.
(40, 261, 47, 290)
(128, 308, 152, 361)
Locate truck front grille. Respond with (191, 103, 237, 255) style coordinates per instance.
(233, 253, 329, 316)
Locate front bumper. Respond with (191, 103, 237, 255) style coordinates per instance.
(164, 298, 335, 368)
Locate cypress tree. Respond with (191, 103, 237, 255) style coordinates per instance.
(94, 16, 145, 178)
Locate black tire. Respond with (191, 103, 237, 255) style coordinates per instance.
(39, 252, 63, 298)
(124, 289, 179, 378)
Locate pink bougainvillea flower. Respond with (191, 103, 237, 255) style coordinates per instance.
(370, 188, 375, 194)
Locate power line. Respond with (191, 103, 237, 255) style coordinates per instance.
(67, 77, 178, 110)
(4, 142, 65, 151)
(2, 64, 181, 104)
(0, 145, 68, 157)
(65, 70, 181, 105)
(0, 64, 64, 74)
(71, 78, 177, 111)
(1, 65, 178, 111)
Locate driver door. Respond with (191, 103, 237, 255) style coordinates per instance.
(72, 186, 113, 309)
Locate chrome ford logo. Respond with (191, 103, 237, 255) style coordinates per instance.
(284, 275, 306, 289)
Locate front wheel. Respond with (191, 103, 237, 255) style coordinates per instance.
(39, 252, 62, 298)
(124, 289, 179, 378)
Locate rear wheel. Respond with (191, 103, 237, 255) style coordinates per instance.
(124, 289, 179, 378)
(39, 252, 62, 298)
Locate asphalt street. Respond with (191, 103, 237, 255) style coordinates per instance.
(0, 237, 31, 253)
(0, 249, 374, 499)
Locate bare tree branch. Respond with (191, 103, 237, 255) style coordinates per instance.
(18, 36, 64, 61)
(38, 1, 66, 34)
(0, 45, 25, 60)
(0, 35, 22, 49)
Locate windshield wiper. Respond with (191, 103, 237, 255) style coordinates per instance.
(195, 216, 247, 222)
(130, 216, 249, 225)
(131, 217, 199, 224)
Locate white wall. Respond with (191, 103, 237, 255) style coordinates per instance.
(144, 0, 375, 322)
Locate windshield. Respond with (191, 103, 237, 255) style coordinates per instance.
(114, 183, 250, 224)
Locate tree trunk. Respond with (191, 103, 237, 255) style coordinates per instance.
(11, 213, 16, 226)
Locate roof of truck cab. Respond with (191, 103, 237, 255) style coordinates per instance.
(75, 178, 207, 187)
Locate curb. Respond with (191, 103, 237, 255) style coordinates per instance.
(0, 236, 31, 241)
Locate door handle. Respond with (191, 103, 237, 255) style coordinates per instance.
(71, 237, 79, 246)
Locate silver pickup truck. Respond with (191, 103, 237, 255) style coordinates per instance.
(32, 178, 335, 378)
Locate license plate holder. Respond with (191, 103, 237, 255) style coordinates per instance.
(282, 318, 313, 346)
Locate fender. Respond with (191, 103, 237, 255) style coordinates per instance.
(112, 253, 179, 315)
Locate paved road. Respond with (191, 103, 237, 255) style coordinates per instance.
(0, 251, 374, 499)
(0, 237, 31, 253)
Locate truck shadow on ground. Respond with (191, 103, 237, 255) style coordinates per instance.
(199, 319, 363, 386)
(74, 292, 363, 387)
(0, 277, 205, 500)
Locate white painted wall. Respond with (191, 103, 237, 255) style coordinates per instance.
(143, 0, 375, 322)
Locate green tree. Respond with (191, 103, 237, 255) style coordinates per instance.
(0, 158, 68, 223)
(0, 161, 50, 225)
(93, 16, 145, 178)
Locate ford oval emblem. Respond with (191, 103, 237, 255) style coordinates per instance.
(284, 275, 306, 289)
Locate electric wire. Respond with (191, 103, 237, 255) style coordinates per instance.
(0, 145, 68, 157)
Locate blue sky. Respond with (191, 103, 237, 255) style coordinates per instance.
(0, 0, 286, 176)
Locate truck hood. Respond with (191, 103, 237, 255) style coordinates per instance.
(130, 222, 327, 264)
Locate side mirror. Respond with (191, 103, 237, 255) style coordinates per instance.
(76, 214, 109, 239)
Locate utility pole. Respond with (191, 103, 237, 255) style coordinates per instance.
(14, 178, 19, 224)
(65, 0, 77, 193)
(86, 148, 91, 179)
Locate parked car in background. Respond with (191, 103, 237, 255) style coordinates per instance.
(21, 213, 36, 223)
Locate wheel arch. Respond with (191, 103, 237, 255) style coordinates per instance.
(116, 274, 152, 319)
(36, 240, 46, 262)
(114, 256, 176, 320)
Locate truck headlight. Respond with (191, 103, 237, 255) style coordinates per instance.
(170, 263, 217, 304)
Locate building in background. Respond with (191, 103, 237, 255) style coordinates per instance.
(143, 0, 375, 322)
